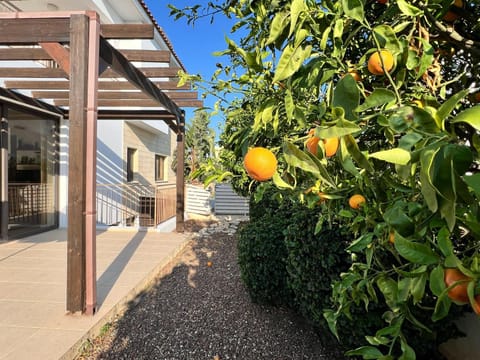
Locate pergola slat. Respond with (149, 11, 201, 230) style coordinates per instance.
(0, 48, 171, 62)
(99, 37, 182, 118)
(4, 80, 189, 90)
(32, 90, 198, 100)
(101, 24, 154, 39)
(0, 18, 70, 43)
(55, 98, 203, 108)
(0, 67, 181, 78)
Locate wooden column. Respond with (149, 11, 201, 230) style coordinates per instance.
(67, 14, 89, 313)
(175, 112, 185, 233)
(0, 105, 7, 241)
(84, 13, 100, 316)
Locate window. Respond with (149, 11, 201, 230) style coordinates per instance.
(155, 154, 166, 181)
(126, 148, 137, 182)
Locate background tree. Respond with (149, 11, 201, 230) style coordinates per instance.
(172, 110, 216, 182)
(172, 1, 480, 358)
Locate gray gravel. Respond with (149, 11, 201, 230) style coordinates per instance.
(76, 219, 346, 360)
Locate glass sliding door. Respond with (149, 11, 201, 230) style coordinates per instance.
(7, 109, 59, 237)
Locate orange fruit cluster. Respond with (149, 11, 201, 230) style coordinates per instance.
(243, 147, 277, 181)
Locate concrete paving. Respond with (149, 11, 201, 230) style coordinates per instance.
(0, 228, 191, 360)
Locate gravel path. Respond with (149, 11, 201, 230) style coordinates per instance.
(76, 219, 346, 360)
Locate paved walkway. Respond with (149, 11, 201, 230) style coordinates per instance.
(0, 228, 190, 360)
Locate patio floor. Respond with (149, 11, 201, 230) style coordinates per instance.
(0, 228, 191, 360)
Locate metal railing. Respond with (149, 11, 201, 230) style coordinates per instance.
(8, 183, 50, 225)
(96, 183, 176, 228)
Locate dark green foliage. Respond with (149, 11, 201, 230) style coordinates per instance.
(237, 211, 293, 306)
(238, 196, 466, 357)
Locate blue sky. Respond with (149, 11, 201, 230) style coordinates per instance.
(144, 0, 238, 137)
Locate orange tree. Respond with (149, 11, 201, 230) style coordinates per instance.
(171, 0, 480, 358)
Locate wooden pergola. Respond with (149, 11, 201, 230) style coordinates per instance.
(0, 11, 202, 315)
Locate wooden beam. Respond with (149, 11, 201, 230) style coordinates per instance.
(33, 90, 198, 100)
(101, 24, 154, 39)
(54, 98, 203, 108)
(5, 80, 190, 90)
(0, 47, 51, 60)
(99, 37, 182, 120)
(0, 68, 68, 78)
(67, 14, 89, 314)
(0, 18, 70, 43)
(120, 49, 171, 62)
(102, 67, 181, 78)
(176, 113, 185, 232)
(39, 43, 71, 74)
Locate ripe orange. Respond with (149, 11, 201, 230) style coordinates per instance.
(306, 136, 320, 156)
(349, 194, 366, 209)
(367, 50, 394, 75)
(444, 268, 471, 303)
(388, 231, 395, 244)
(443, 0, 463, 22)
(243, 147, 277, 181)
(324, 137, 339, 157)
(207, 261, 213, 267)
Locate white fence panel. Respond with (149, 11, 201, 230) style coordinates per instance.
(186, 184, 212, 215)
(214, 183, 249, 215)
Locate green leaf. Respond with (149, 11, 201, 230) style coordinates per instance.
(411, 272, 427, 304)
(394, 234, 439, 265)
(332, 74, 360, 121)
(283, 141, 319, 175)
(369, 148, 410, 165)
(429, 265, 446, 297)
(346, 346, 384, 359)
(399, 338, 417, 360)
(451, 105, 480, 131)
(273, 43, 312, 82)
(347, 233, 374, 252)
(356, 88, 396, 112)
(432, 293, 451, 321)
(323, 309, 339, 339)
(266, 11, 289, 45)
(314, 122, 361, 138)
(397, 0, 423, 16)
(416, 38, 434, 80)
(383, 202, 415, 237)
(342, 0, 365, 23)
(272, 171, 294, 190)
(437, 227, 453, 257)
(373, 25, 402, 54)
(463, 173, 480, 197)
(377, 277, 398, 309)
(284, 89, 294, 121)
(437, 89, 469, 123)
(344, 135, 374, 173)
(289, 0, 305, 37)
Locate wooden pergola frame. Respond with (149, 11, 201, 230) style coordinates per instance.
(0, 11, 201, 315)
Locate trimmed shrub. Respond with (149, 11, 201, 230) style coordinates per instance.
(237, 210, 293, 306)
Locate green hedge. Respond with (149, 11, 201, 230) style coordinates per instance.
(237, 195, 293, 306)
(237, 195, 465, 358)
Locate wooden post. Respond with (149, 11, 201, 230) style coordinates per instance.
(84, 13, 100, 316)
(175, 112, 185, 233)
(67, 14, 89, 314)
(0, 105, 8, 241)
